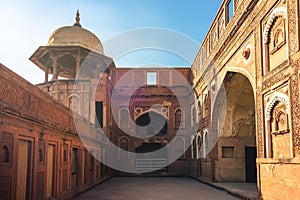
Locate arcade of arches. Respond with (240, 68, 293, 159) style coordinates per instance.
(1, 0, 300, 199)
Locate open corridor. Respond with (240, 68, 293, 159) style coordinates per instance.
(75, 177, 240, 200)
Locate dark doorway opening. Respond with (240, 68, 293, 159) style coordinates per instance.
(95, 101, 103, 128)
(245, 147, 257, 183)
(136, 111, 168, 137)
(71, 148, 79, 189)
(136, 143, 162, 154)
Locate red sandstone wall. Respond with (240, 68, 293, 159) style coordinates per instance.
(258, 158, 300, 200)
(0, 64, 111, 199)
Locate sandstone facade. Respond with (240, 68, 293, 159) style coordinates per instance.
(190, 0, 300, 199)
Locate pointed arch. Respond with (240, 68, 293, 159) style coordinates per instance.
(196, 131, 202, 159)
(202, 89, 209, 114)
(191, 135, 195, 159)
(118, 136, 129, 158)
(68, 94, 80, 114)
(118, 136, 129, 150)
(119, 107, 130, 129)
(226, 66, 256, 91)
(2, 145, 10, 163)
(263, 7, 287, 44)
(135, 108, 169, 121)
(265, 92, 290, 121)
(135, 109, 168, 137)
(175, 107, 185, 128)
(265, 92, 291, 158)
(202, 129, 209, 159)
(175, 137, 185, 159)
(191, 104, 196, 127)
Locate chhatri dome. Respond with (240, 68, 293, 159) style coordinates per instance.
(47, 10, 104, 54)
(30, 10, 112, 80)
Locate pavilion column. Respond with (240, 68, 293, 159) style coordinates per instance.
(45, 67, 49, 83)
(75, 54, 81, 77)
(52, 55, 58, 80)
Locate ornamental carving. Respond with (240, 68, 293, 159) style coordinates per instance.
(263, 7, 287, 44)
(290, 71, 300, 155)
(243, 43, 253, 64)
(265, 92, 290, 121)
(262, 69, 291, 91)
(287, 0, 298, 54)
(270, 101, 289, 135)
(270, 18, 286, 54)
(211, 25, 219, 49)
(218, 11, 225, 36)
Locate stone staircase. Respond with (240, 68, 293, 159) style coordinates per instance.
(135, 158, 168, 175)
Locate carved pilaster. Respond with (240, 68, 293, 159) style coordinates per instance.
(287, 0, 298, 54)
(254, 24, 265, 158)
(290, 62, 300, 155)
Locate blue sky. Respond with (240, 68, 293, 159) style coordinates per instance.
(0, 0, 222, 84)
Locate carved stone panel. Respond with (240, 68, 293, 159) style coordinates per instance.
(0, 176, 11, 200)
(270, 18, 286, 55)
(264, 83, 292, 158)
(36, 172, 44, 200)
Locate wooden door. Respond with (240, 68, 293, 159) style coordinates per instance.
(46, 144, 55, 198)
(16, 140, 32, 200)
(71, 148, 79, 189)
(81, 150, 85, 185)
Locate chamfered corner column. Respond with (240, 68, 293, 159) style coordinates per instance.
(45, 67, 49, 83)
(51, 54, 58, 80)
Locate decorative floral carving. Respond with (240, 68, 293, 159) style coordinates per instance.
(287, 0, 298, 54)
(243, 43, 253, 64)
(218, 13, 225, 36)
(270, 101, 290, 135)
(211, 25, 219, 49)
(263, 7, 287, 44)
(262, 69, 291, 91)
(290, 70, 300, 155)
(270, 18, 286, 54)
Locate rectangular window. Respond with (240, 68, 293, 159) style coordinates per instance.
(95, 101, 103, 128)
(227, 0, 234, 22)
(147, 72, 157, 85)
(222, 146, 234, 158)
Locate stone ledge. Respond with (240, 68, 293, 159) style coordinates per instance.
(257, 157, 300, 164)
(64, 175, 114, 200)
(191, 176, 260, 200)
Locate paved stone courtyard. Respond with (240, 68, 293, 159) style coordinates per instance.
(75, 177, 240, 200)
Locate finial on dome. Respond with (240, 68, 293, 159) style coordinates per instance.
(74, 10, 81, 27)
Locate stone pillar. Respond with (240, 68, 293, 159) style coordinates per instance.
(45, 67, 49, 83)
(51, 55, 58, 80)
(75, 53, 81, 77)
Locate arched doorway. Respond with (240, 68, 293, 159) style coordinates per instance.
(135, 110, 168, 138)
(135, 110, 168, 156)
(134, 110, 168, 174)
(212, 72, 257, 183)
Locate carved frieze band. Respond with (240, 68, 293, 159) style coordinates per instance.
(290, 63, 300, 155)
(287, 0, 298, 54)
(0, 76, 69, 127)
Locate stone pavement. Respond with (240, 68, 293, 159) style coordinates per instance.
(192, 177, 259, 200)
(74, 177, 241, 200)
